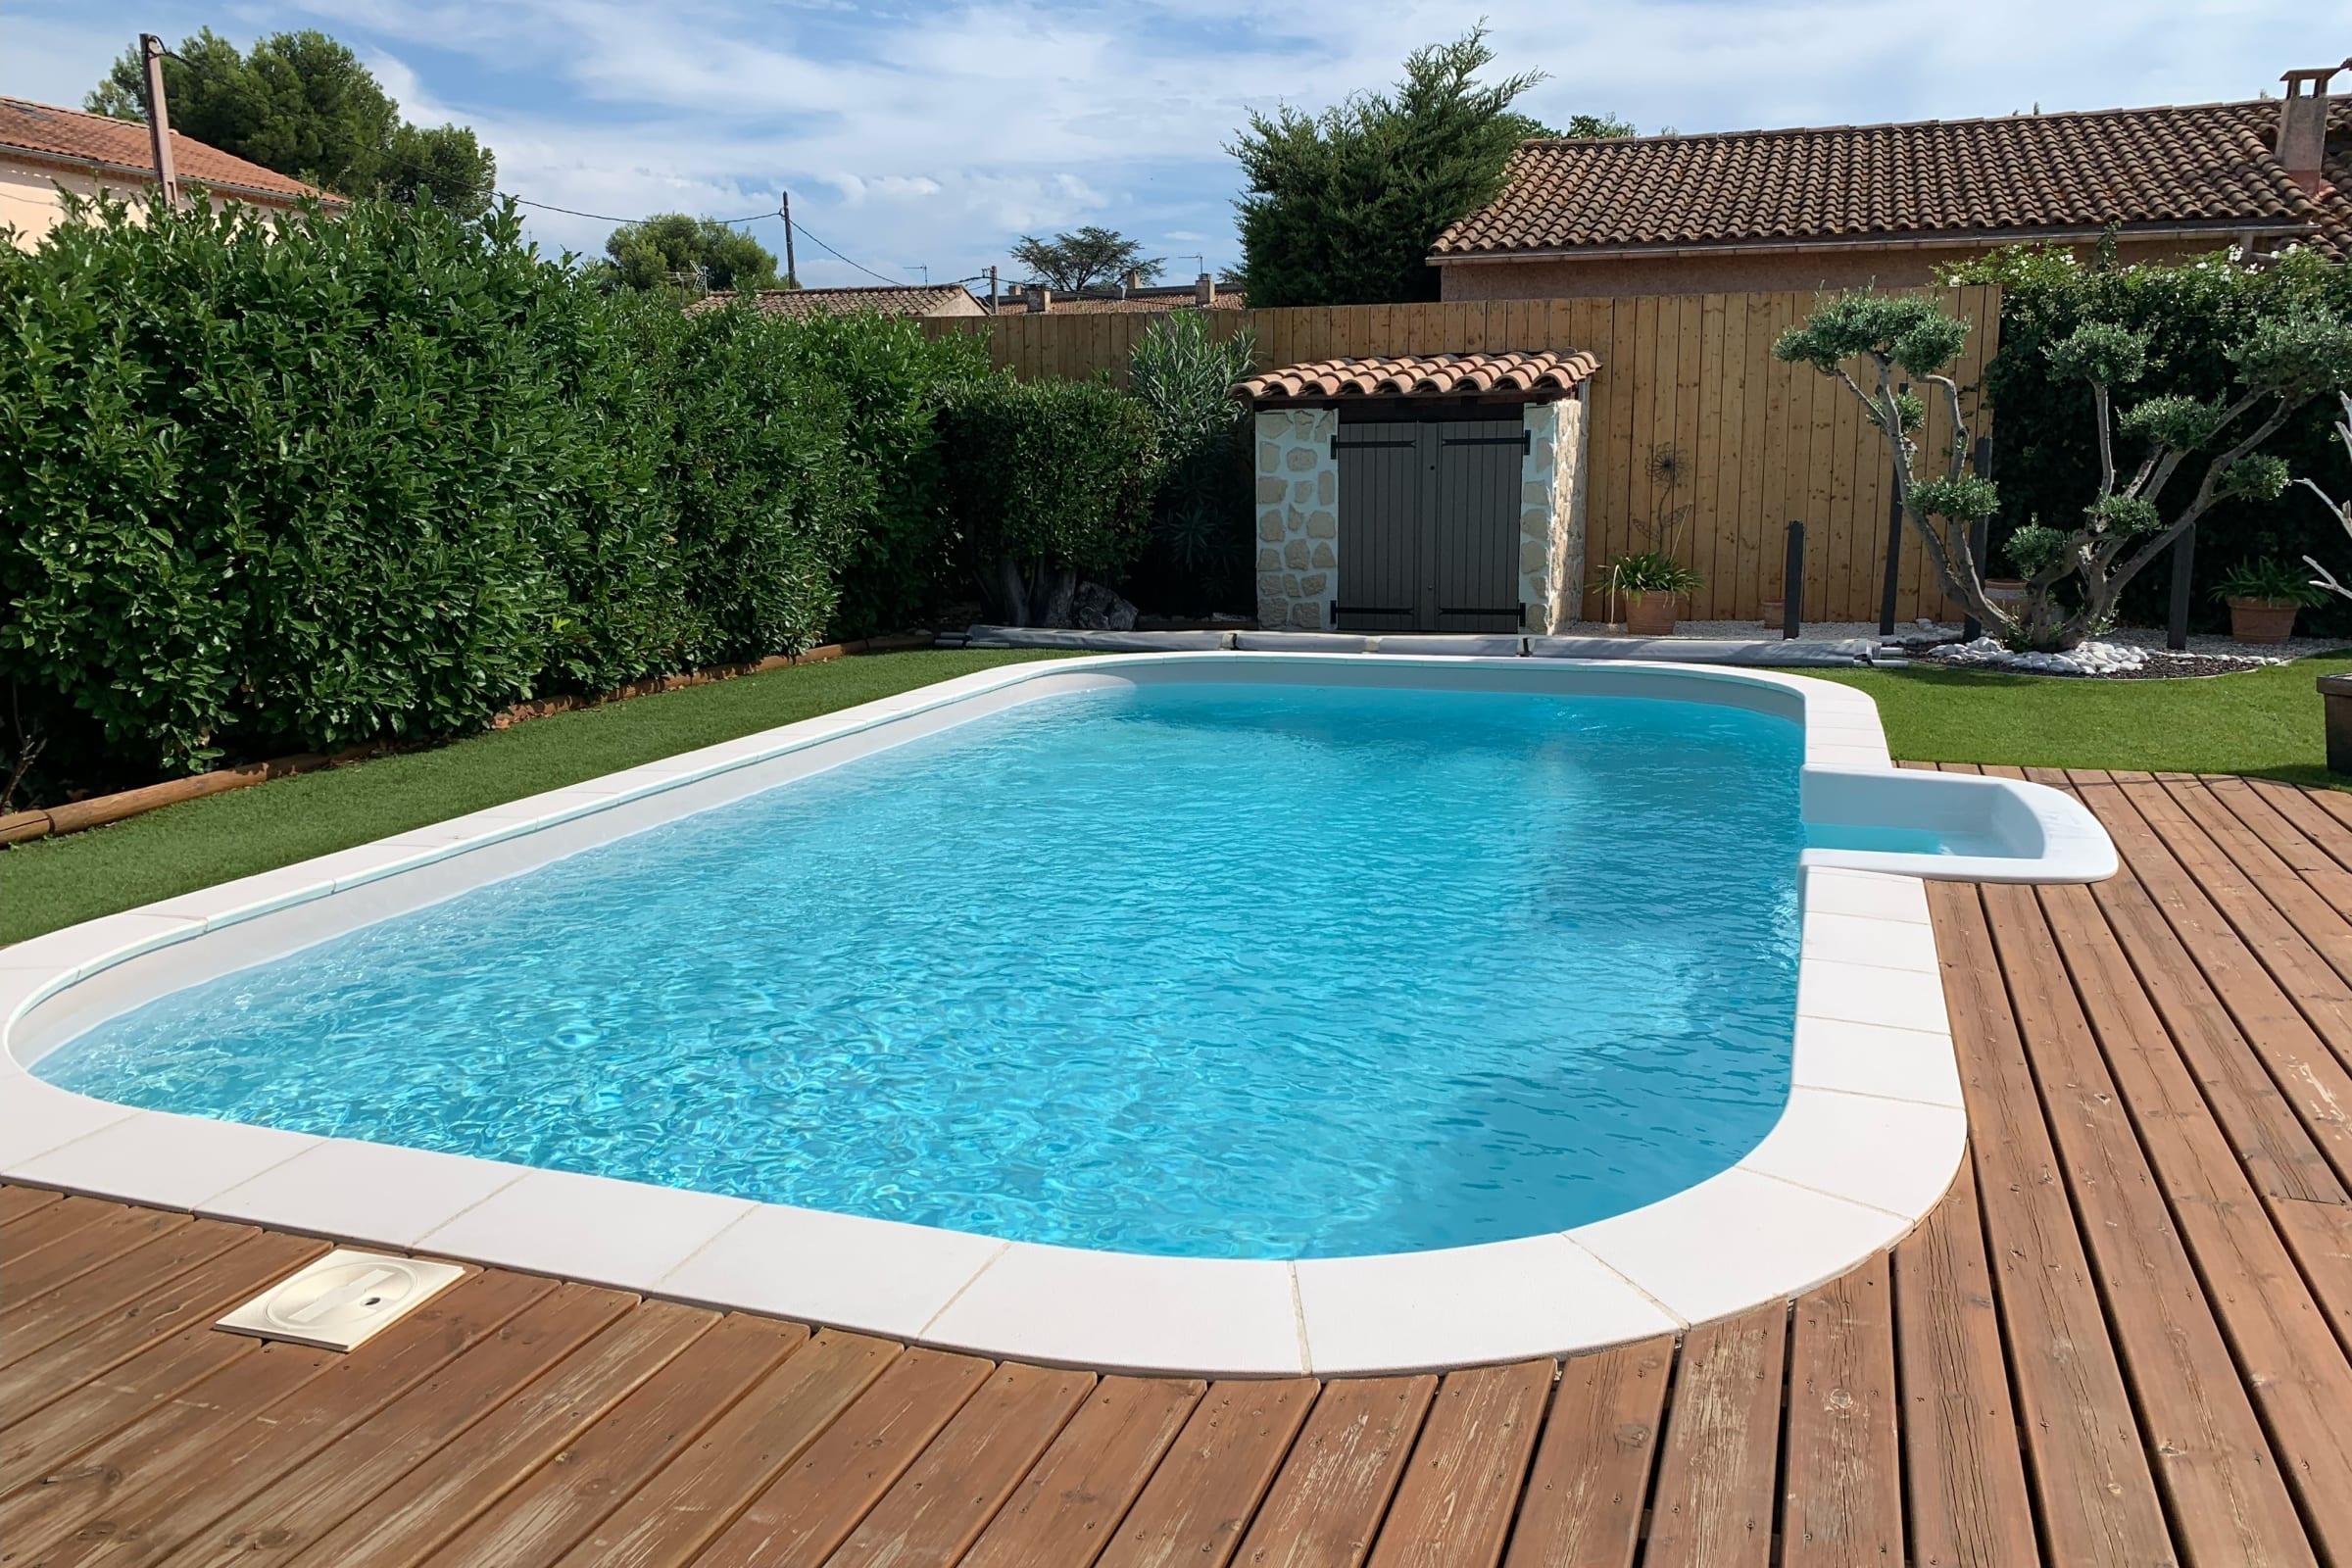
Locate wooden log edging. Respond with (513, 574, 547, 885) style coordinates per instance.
(0, 632, 937, 848)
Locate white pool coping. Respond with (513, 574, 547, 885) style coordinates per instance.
(0, 654, 2114, 1376)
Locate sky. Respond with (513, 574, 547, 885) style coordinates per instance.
(5, 2, 2346, 291)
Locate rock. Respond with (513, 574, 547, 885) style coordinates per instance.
(1070, 582, 1138, 632)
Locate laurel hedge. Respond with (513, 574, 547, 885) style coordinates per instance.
(0, 194, 986, 806)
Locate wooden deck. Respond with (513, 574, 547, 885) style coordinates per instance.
(5, 768, 2352, 1567)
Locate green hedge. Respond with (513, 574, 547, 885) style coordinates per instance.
(1959, 245, 2352, 637)
(0, 194, 984, 805)
(935, 377, 1160, 625)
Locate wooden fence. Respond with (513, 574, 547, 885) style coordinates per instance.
(923, 286, 2002, 623)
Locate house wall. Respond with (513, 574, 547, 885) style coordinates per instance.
(1252, 408, 1340, 631)
(1518, 391, 1592, 633)
(1, 156, 306, 251)
(1437, 236, 2203, 301)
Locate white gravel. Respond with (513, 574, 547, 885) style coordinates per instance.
(1926, 637, 2150, 675)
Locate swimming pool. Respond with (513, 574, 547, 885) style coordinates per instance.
(36, 681, 1804, 1258)
(0, 654, 2114, 1374)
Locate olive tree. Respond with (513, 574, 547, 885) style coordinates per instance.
(1774, 292, 2352, 652)
(2304, 393, 2352, 604)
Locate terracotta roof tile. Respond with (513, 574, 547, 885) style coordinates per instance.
(691, 284, 985, 318)
(0, 96, 334, 205)
(1434, 98, 2352, 259)
(1234, 351, 1599, 403)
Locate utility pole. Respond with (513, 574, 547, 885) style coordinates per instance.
(779, 190, 798, 286)
(988, 266, 999, 315)
(140, 34, 181, 210)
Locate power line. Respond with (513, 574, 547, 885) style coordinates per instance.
(503, 191, 905, 286)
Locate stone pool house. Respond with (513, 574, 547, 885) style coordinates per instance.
(1236, 352, 1597, 635)
(1432, 63, 2352, 298)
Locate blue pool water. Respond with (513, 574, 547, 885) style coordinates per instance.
(42, 681, 1804, 1258)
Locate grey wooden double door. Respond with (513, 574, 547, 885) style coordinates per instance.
(1331, 417, 1526, 634)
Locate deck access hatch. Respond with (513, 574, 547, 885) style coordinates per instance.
(217, 1249, 466, 1351)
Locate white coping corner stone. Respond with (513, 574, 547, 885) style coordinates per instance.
(0, 652, 2101, 1376)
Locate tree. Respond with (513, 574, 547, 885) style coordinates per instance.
(1502, 111, 1638, 140)
(1010, 227, 1162, 292)
(1128, 312, 1259, 612)
(1773, 290, 2352, 652)
(1229, 27, 1544, 308)
(596, 215, 781, 294)
(86, 27, 497, 219)
(2303, 394, 2352, 604)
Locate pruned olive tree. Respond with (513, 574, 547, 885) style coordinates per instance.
(1773, 291, 2352, 652)
(2304, 393, 2352, 604)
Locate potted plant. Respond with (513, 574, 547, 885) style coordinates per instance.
(1597, 552, 1704, 637)
(2211, 558, 2325, 645)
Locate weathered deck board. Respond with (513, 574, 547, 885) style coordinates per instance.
(5, 771, 2352, 1567)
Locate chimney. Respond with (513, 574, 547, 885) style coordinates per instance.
(1120, 268, 1141, 296)
(1027, 284, 1051, 314)
(1196, 271, 1215, 306)
(2278, 61, 2348, 193)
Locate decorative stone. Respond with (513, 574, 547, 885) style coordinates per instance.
(1259, 442, 1279, 468)
(1318, 470, 1335, 505)
(1305, 512, 1337, 539)
(1283, 573, 1300, 595)
(1285, 539, 1310, 569)
(1257, 571, 1285, 596)
(1285, 446, 1317, 472)
(1292, 477, 1318, 504)
(1256, 476, 1286, 503)
(1259, 514, 1284, 543)
(1298, 572, 1327, 596)
(1257, 547, 1282, 569)
(1312, 542, 1335, 567)
(1522, 481, 1549, 506)
(1521, 540, 1545, 576)
(1292, 602, 1324, 629)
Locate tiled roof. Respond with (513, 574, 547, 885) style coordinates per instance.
(0, 97, 334, 204)
(994, 287, 1246, 315)
(1434, 98, 2352, 260)
(1234, 350, 1599, 403)
(700, 284, 985, 318)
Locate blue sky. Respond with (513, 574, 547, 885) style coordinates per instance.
(7, 2, 2344, 290)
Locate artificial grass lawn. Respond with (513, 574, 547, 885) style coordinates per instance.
(1805, 648, 2352, 787)
(3, 645, 2346, 945)
(0, 649, 1063, 945)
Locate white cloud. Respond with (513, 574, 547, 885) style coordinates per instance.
(7, 0, 2342, 284)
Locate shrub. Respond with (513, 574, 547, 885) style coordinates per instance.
(936, 376, 1160, 626)
(1947, 243, 2352, 636)
(774, 313, 990, 638)
(0, 192, 973, 804)
(1126, 313, 1257, 614)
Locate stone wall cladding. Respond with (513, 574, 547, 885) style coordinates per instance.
(1253, 409, 1340, 631)
(1513, 394, 1591, 633)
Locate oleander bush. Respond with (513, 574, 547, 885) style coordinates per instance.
(935, 376, 1161, 626)
(0, 193, 980, 808)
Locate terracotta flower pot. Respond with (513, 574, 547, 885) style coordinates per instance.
(1625, 590, 1680, 637)
(2227, 597, 2300, 645)
(1983, 577, 2027, 605)
(1759, 598, 1785, 630)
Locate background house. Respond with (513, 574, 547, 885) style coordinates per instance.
(1433, 69, 2352, 299)
(0, 97, 337, 248)
(705, 283, 990, 319)
(996, 272, 1243, 315)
